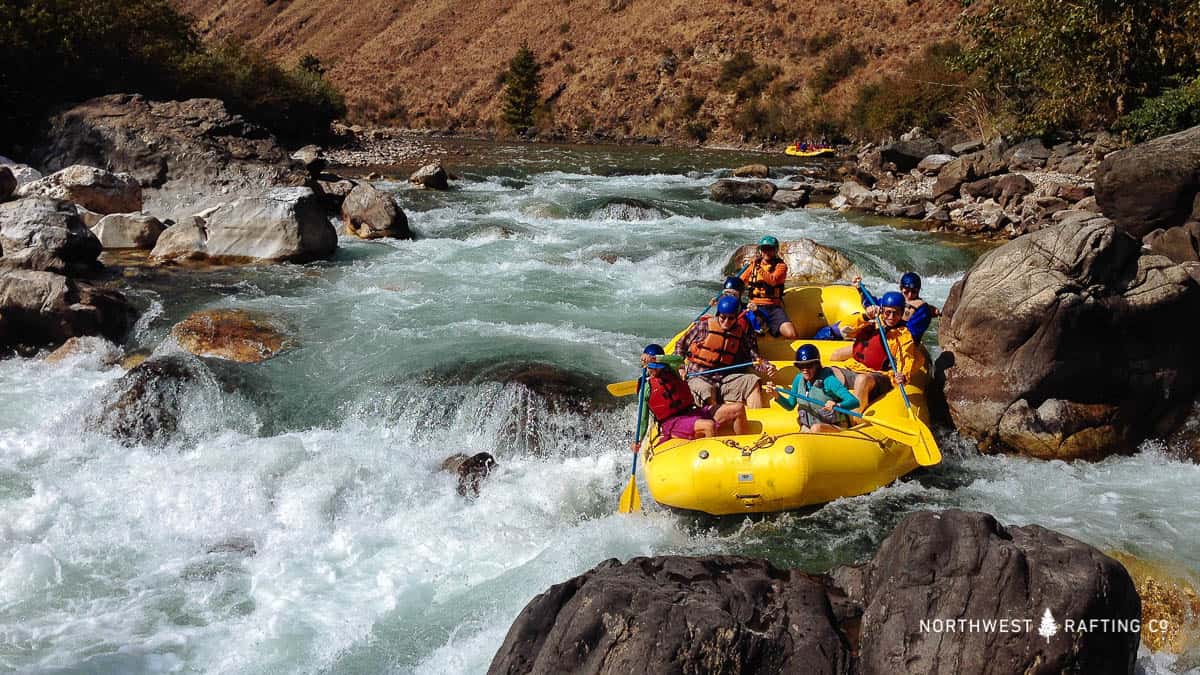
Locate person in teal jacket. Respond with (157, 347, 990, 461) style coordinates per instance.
(767, 344, 860, 432)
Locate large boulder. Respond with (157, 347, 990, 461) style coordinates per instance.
(879, 138, 941, 173)
(409, 161, 449, 190)
(90, 213, 164, 249)
(488, 556, 852, 675)
(709, 179, 777, 204)
(832, 181, 880, 210)
(150, 188, 337, 263)
(0, 269, 135, 353)
(936, 220, 1200, 459)
(341, 182, 412, 239)
(1095, 125, 1200, 238)
(833, 510, 1140, 675)
(0, 197, 101, 274)
(916, 154, 954, 176)
(724, 239, 860, 284)
(32, 94, 296, 222)
(1144, 222, 1200, 265)
(932, 142, 1009, 199)
(732, 163, 770, 178)
(89, 354, 207, 447)
(17, 165, 141, 214)
(170, 309, 290, 363)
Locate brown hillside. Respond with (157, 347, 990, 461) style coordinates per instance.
(175, 0, 964, 143)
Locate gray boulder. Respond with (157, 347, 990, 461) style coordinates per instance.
(724, 239, 860, 284)
(341, 183, 412, 239)
(936, 220, 1200, 459)
(0, 197, 101, 274)
(91, 213, 164, 249)
(768, 188, 810, 209)
(291, 145, 327, 176)
(732, 163, 770, 178)
(1005, 138, 1052, 170)
(1095, 125, 1200, 238)
(151, 188, 337, 263)
(833, 510, 1140, 675)
(709, 179, 777, 204)
(488, 556, 852, 675)
(933, 142, 1009, 199)
(951, 139, 984, 155)
(17, 165, 142, 214)
(916, 154, 954, 175)
(409, 162, 449, 190)
(880, 138, 941, 173)
(1144, 222, 1200, 264)
(0, 269, 135, 353)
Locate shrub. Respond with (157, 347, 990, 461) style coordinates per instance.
(717, 52, 758, 91)
(1118, 74, 1200, 141)
(684, 121, 711, 142)
(501, 43, 543, 133)
(959, 0, 1200, 134)
(736, 64, 782, 101)
(0, 0, 345, 150)
(848, 42, 969, 138)
(731, 99, 794, 141)
(674, 91, 706, 119)
(812, 44, 865, 93)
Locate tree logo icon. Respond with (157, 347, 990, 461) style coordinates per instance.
(1038, 608, 1058, 642)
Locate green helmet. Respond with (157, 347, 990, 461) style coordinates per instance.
(758, 235, 779, 248)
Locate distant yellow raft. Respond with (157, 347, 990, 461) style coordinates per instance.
(645, 285, 933, 515)
(784, 145, 836, 158)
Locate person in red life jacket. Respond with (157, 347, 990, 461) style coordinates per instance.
(634, 344, 747, 444)
(676, 295, 776, 409)
(829, 291, 926, 413)
(851, 272, 941, 341)
(739, 235, 797, 338)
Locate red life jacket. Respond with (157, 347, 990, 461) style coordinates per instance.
(852, 324, 888, 370)
(648, 372, 696, 422)
(687, 316, 747, 369)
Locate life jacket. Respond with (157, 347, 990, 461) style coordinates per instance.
(647, 372, 696, 422)
(688, 316, 747, 369)
(851, 324, 888, 371)
(797, 369, 850, 427)
(747, 260, 785, 303)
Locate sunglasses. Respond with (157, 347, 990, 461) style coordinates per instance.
(716, 313, 738, 322)
(881, 308, 902, 317)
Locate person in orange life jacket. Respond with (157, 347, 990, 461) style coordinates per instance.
(829, 291, 925, 413)
(676, 295, 777, 409)
(635, 344, 747, 444)
(738, 235, 798, 339)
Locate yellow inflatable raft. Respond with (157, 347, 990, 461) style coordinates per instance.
(643, 285, 936, 515)
(784, 145, 836, 158)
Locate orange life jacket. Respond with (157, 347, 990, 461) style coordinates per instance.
(852, 324, 888, 371)
(687, 316, 747, 369)
(748, 260, 785, 303)
(648, 372, 696, 422)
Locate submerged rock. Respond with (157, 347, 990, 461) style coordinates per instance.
(724, 239, 860, 284)
(170, 309, 290, 363)
(409, 162, 450, 190)
(708, 179, 776, 204)
(1108, 551, 1200, 655)
(91, 355, 206, 447)
(439, 452, 498, 497)
(937, 220, 1200, 459)
(489, 556, 852, 675)
(732, 163, 770, 178)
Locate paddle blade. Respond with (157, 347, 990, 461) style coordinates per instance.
(607, 379, 640, 397)
(912, 415, 942, 466)
(617, 476, 641, 514)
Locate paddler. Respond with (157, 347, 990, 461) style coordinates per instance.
(766, 344, 859, 432)
(675, 295, 776, 409)
(636, 344, 747, 443)
(830, 291, 925, 412)
(739, 235, 798, 338)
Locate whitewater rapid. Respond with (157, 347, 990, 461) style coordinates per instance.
(0, 143, 1195, 674)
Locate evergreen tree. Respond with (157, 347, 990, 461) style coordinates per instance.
(501, 43, 542, 134)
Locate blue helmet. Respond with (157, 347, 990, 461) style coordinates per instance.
(900, 272, 921, 291)
(643, 343, 667, 369)
(758, 235, 780, 248)
(723, 276, 745, 291)
(794, 344, 821, 366)
(880, 291, 906, 310)
(716, 295, 740, 316)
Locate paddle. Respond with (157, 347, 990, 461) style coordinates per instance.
(607, 361, 757, 396)
(786, 389, 935, 457)
(617, 369, 647, 514)
(691, 262, 752, 323)
(874, 315, 941, 466)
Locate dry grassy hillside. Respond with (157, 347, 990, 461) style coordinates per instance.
(175, 0, 964, 143)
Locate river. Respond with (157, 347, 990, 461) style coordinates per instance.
(0, 141, 1196, 674)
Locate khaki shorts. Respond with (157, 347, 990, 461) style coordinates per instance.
(688, 372, 761, 405)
